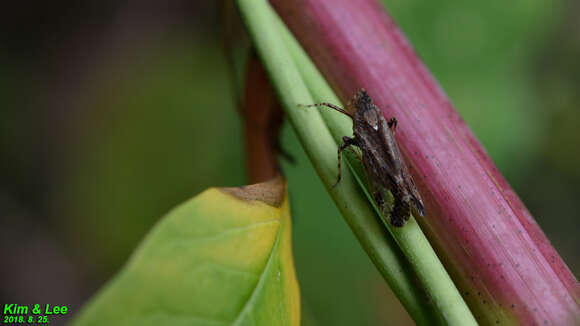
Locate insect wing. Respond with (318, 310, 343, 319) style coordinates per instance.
(377, 112, 426, 217)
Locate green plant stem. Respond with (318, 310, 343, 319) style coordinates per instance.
(237, 0, 475, 324)
(280, 22, 477, 325)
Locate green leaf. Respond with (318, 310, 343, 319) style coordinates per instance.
(72, 177, 300, 326)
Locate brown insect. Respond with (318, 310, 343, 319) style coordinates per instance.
(306, 89, 426, 227)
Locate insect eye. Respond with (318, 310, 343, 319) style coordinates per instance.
(367, 115, 379, 130)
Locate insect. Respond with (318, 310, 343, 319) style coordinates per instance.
(305, 89, 426, 227)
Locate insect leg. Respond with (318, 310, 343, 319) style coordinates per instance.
(368, 179, 392, 220)
(347, 146, 363, 165)
(373, 189, 385, 209)
(391, 196, 410, 227)
(333, 136, 358, 187)
(387, 117, 398, 131)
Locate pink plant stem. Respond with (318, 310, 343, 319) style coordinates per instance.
(270, 0, 580, 324)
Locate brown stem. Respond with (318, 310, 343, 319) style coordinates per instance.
(242, 51, 285, 183)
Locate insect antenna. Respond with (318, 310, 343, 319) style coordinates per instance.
(299, 102, 354, 119)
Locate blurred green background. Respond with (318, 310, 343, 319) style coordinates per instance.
(1, 1, 578, 325)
